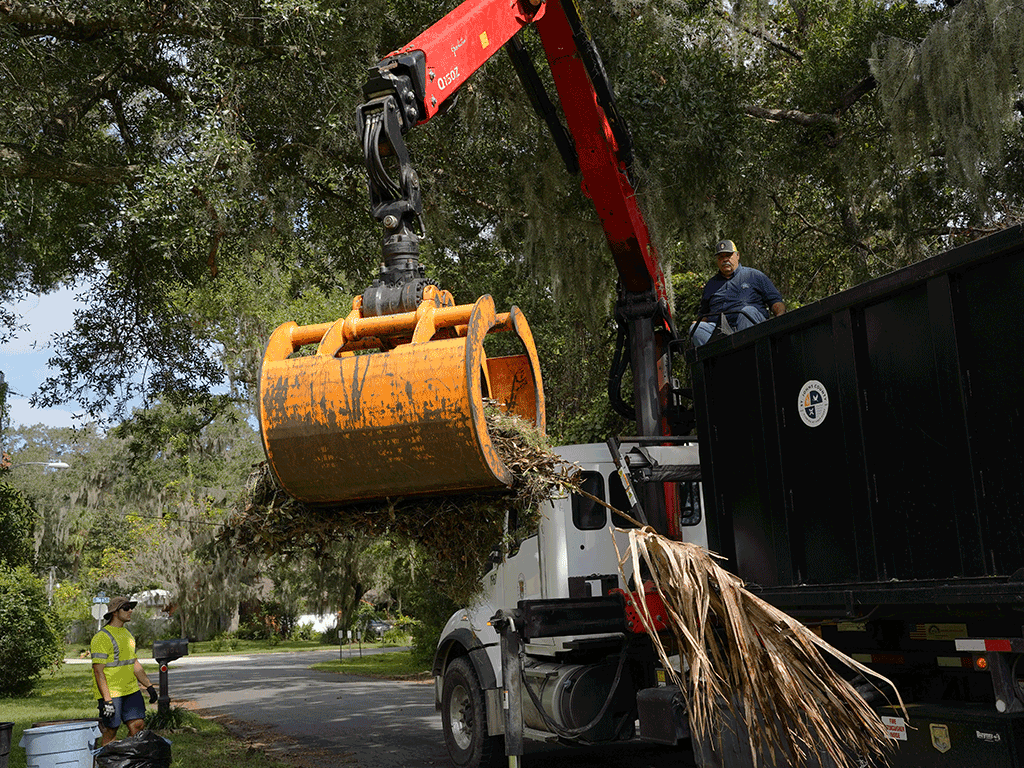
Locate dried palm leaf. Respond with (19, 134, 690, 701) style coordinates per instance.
(614, 528, 905, 768)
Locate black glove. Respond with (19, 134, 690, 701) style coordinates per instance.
(147, 685, 158, 704)
(99, 700, 116, 723)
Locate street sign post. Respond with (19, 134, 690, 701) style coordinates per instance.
(92, 594, 108, 630)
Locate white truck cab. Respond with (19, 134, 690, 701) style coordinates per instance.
(433, 439, 705, 768)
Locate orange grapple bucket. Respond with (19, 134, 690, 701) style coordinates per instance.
(259, 294, 545, 505)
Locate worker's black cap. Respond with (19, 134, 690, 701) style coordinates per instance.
(716, 239, 737, 255)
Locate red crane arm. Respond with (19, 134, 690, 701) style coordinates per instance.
(534, 3, 668, 303)
(365, 0, 669, 308)
(392, 0, 546, 123)
(360, 0, 682, 536)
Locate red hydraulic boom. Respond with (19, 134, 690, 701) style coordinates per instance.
(259, 0, 685, 536)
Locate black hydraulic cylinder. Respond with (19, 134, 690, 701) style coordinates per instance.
(492, 611, 524, 765)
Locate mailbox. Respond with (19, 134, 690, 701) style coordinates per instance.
(151, 638, 189, 716)
(151, 638, 189, 663)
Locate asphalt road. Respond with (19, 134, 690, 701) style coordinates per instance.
(164, 648, 697, 768)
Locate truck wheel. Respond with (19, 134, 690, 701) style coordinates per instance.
(441, 656, 502, 768)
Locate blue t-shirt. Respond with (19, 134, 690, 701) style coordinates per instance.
(699, 265, 782, 318)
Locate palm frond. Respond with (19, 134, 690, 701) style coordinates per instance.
(616, 528, 905, 768)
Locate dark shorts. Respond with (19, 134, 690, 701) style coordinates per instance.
(99, 690, 146, 728)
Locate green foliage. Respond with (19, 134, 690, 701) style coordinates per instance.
(207, 632, 240, 652)
(4, 0, 1020, 436)
(404, 569, 459, 665)
(871, 0, 1024, 195)
(0, 374, 8, 431)
(122, 607, 176, 648)
(320, 625, 341, 645)
(0, 566, 64, 697)
(145, 705, 203, 733)
(6, 415, 263, 642)
(672, 270, 708, 322)
(0, 477, 35, 569)
(237, 600, 297, 641)
(261, 536, 377, 637)
(375, 615, 417, 646)
(49, 581, 92, 642)
(1, 0, 380, 423)
(351, 602, 382, 635)
(8, 424, 136, 580)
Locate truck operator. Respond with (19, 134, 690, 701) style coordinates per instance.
(690, 239, 785, 346)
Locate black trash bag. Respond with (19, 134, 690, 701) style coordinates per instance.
(94, 729, 172, 768)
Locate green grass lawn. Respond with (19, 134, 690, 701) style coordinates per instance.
(4, 649, 429, 768)
(311, 649, 431, 679)
(184, 637, 411, 656)
(2, 664, 295, 768)
(65, 636, 411, 659)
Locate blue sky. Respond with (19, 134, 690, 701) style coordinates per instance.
(1, 287, 89, 429)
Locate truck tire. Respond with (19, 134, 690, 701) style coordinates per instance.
(441, 656, 502, 768)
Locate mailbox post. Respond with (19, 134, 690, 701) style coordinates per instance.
(151, 639, 189, 716)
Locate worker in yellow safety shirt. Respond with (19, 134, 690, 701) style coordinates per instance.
(91, 596, 158, 745)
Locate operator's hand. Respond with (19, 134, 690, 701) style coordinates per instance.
(147, 685, 158, 704)
(99, 700, 116, 723)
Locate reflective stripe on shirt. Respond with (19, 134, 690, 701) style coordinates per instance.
(100, 628, 135, 666)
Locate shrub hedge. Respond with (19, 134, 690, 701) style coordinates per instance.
(0, 565, 65, 696)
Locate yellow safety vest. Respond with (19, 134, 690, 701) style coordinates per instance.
(90, 626, 138, 698)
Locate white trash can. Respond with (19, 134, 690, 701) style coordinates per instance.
(19, 721, 100, 768)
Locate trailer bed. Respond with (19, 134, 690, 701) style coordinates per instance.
(690, 225, 1024, 617)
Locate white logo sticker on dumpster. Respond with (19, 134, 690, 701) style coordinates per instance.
(883, 716, 907, 741)
(798, 380, 829, 427)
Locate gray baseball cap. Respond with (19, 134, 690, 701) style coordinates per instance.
(716, 239, 737, 254)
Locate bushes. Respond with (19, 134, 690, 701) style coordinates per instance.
(50, 582, 93, 644)
(404, 579, 458, 665)
(237, 600, 297, 641)
(292, 622, 318, 641)
(320, 625, 340, 645)
(0, 566, 65, 696)
(207, 633, 239, 652)
(123, 608, 176, 647)
(381, 615, 417, 646)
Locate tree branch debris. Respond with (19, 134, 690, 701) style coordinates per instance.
(223, 402, 579, 605)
